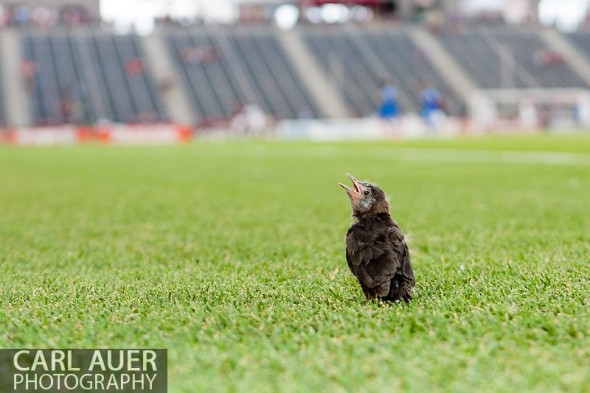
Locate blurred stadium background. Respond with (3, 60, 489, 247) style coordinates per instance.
(1, 0, 590, 143)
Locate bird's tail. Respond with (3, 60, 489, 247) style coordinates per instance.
(382, 278, 413, 303)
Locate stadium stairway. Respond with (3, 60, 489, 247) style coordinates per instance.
(409, 27, 478, 115)
(0, 29, 31, 127)
(279, 30, 349, 118)
(540, 29, 590, 86)
(142, 32, 196, 125)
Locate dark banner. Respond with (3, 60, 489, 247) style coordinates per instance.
(0, 349, 167, 393)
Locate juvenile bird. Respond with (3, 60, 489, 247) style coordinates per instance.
(339, 174, 415, 302)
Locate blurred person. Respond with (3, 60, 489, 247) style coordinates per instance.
(534, 49, 564, 66)
(425, 6, 445, 34)
(378, 80, 401, 136)
(518, 99, 538, 129)
(419, 82, 445, 133)
(13, 6, 31, 25)
(0, 6, 8, 26)
(31, 7, 59, 27)
(378, 80, 399, 120)
(125, 58, 145, 75)
(231, 102, 269, 137)
(1, 5, 16, 26)
(61, 6, 81, 26)
(181, 47, 220, 65)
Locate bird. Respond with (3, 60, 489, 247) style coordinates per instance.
(339, 174, 415, 303)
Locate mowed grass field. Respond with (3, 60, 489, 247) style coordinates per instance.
(1, 134, 589, 392)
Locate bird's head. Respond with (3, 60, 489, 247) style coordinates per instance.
(339, 174, 389, 217)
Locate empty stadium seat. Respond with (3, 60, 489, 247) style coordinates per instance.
(21, 29, 167, 125)
(439, 27, 588, 89)
(565, 32, 590, 64)
(165, 27, 319, 123)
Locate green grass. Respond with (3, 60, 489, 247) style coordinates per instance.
(1, 135, 589, 392)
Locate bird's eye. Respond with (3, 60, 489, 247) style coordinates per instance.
(363, 190, 370, 196)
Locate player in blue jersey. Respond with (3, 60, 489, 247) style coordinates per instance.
(420, 83, 445, 133)
(378, 81, 400, 120)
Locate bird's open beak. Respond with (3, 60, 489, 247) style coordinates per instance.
(339, 173, 364, 201)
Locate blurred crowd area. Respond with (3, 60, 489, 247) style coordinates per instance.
(0, 4, 98, 27)
(1, 1, 590, 32)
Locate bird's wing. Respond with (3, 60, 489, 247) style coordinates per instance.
(346, 220, 402, 293)
(346, 218, 416, 299)
(345, 247, 355, 274)
(387, 225, 415, 286)
(346, 225, 379, 265)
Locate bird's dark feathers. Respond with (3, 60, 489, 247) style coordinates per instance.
(345, 213, 415, 302)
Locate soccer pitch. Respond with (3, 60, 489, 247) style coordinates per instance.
(1, 135, 589, 392)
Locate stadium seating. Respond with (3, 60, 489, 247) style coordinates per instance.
(5, 26, 590, 127)
(0, 45, 4, 126)
(565, 32, 590, 62)
(439, 27, 588, 89)
(22, 29, 167, 125)
(301, 27, 464, 116)
(165, 27, 319, 123)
